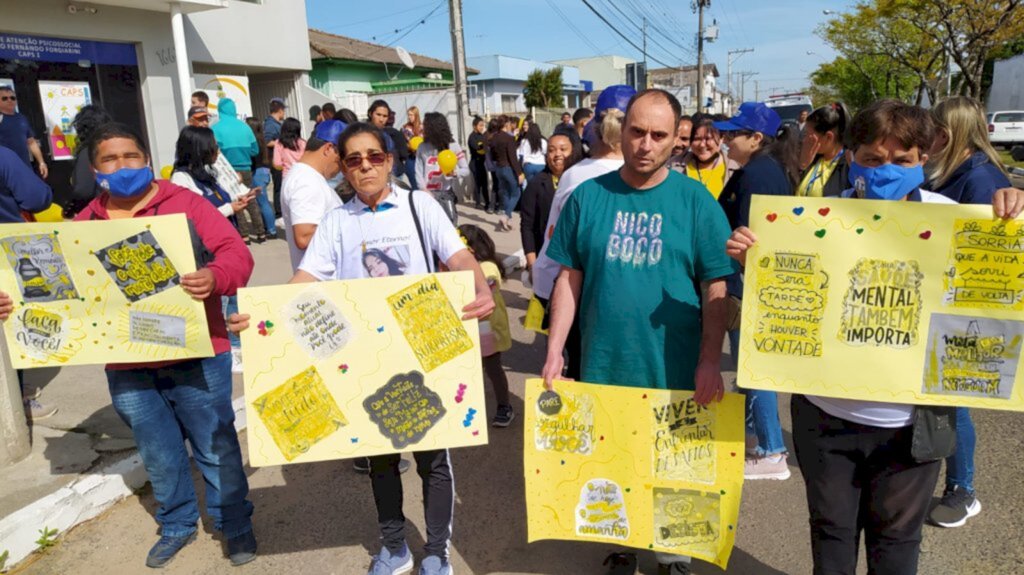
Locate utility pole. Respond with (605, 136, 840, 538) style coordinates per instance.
(754, 79, 760, 101)
(727, 48, 753, 107)
(448, 0, 470, 144)
(694, 0, 710, 112)
(737, 71, 757, 103)
(643, 17, 648, 89)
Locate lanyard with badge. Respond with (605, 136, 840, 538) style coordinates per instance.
(800, 149, 844, 197)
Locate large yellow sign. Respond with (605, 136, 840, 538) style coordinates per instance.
(239, 272, 487, 466)
(524, 379, 744, 568)
(0, 215, 213, 368)
(740, 196, 1024, 410)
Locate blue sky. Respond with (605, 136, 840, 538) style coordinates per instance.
(305, 0, 857, 97)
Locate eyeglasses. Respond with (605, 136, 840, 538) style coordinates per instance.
(0, 96, 15, 102)
(342, 151, 388, 169)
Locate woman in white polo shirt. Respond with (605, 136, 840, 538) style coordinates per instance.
(230, 122, 494, 575)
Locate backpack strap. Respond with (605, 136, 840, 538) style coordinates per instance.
(407, 189, 434, 272)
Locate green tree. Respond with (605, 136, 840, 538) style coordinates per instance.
(880, 0, 1024, 99)
(809, 56, 918, 110)
(816, 2, 944, 105)
(524, 67, 563, 108)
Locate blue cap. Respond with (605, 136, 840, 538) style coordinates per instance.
(595, 84, 636, 116)
(714, 102, 781, 136)
(313, 119, 347, 145)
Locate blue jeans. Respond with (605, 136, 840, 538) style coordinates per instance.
(405, 157, 418, 190)
(731, 329, 786, 456)
(252, 167, 277, 237)
(945, 407, 975, 493)
(222, 296, 241, 348)
(106, 353, 253, 538)
(495, 166, 521, 218)
(523, 162, 545, 183)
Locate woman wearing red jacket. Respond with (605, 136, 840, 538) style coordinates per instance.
(0, 123, 257, 569)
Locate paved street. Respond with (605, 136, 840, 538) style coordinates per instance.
(12, 205, 1024, 575)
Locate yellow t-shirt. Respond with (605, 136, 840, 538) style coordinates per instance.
(797, 154, 842, 197)
(479, 261, 511, 355)
(685, 158, 727, 199)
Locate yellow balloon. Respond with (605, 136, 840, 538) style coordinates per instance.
(408, 136, 424, 152)
(33, 204, 64, 222)
(159, 165, 173, 180)
(437, 149, 458, 175)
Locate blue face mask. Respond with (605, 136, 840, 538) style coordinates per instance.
(848, 161, 924, 201)
(96, 166, 154, 198)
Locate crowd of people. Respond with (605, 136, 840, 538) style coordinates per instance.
(1, 78, 1023, 575)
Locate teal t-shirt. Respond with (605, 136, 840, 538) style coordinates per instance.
(546, 169, 737, 390)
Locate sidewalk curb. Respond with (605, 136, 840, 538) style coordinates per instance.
(0, 396, 248, 569)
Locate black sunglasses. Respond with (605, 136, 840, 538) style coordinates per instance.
(0, 96, 15, 102)
(342, 151, 388, 169)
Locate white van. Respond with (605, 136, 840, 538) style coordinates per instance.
(764, 94, 813, 129)
(989, 111, 1024, 148)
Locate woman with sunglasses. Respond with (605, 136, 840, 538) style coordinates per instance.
(229, 122, 493, 575)
(669, 117, 738, 199)
(716, 102, 801, 482)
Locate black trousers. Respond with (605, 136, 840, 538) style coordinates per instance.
(369, 449, 454, 559)
(469, 159, 489, 208)
(791, 394, 940, 575)
(270, 167, 283, 217)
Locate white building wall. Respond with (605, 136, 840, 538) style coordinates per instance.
(1, 0, 180, 169)
(0, 0, 310, 169)
(550, 55, 633, 90)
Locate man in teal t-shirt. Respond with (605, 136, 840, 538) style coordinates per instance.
(541, 86, 736, 575)
(542, 89, 736, 396)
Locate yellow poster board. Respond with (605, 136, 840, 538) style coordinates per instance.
(740, 195, 1024, 410)
(524, 379, 744, 568)
(0, 215, 213, 368)
(239, 271, 487, 466)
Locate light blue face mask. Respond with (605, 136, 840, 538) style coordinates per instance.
(848, 161, 924, 201)
(96, 166, 154, 198)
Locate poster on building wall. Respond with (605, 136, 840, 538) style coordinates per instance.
(194, 74, 252, 121)
(36, 81, 91, 161)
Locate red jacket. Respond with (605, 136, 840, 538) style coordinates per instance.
(75, 180, 254, 369)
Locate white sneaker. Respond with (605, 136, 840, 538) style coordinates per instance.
(744, 453, 791, 480)
(231, 348, 243, 374)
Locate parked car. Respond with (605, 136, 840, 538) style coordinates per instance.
(988, 111, 1024, 148)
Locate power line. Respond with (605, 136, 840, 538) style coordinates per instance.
(316, 2, 438, 32)
(579, 0, 692, 71)
(544, 0, 606, 57)
(370, 1, 446, 47)
(596, 0, 697, 63)
(621, 0, 697, 59)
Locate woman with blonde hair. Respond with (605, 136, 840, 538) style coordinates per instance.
(924, 95, 1011, 531)
(929, 96, 1011, 204)
(402, 106, 423, 189)
(531, 84, 634, 381)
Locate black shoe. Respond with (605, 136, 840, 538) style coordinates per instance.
(603, 552, 637, 575)
(145, 532, 196, 568)
(354, 457, 411, 474)
(227, 530, 258, 566)
(492, 404, 515, 428)
(658, 561, 692, 575)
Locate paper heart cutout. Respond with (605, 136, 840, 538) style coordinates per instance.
(766, 212, 778, 222)
(873, 214, 882, 221)
(818, 207, 831, 216)
(856, 228, 864, 234)
(919, 230, 932, 240)
(814, 229, 827, 238)
(793, 207, 805, 216)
